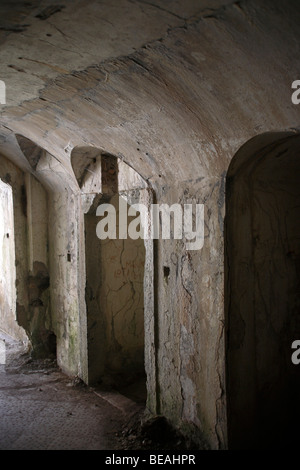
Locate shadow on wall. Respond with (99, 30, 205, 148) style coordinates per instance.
(2, 135, 58, 359)
(71, 147, 152, 394)
(85, 193, 146, 386)
(225, 131, 300, 449)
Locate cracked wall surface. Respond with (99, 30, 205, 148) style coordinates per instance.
(85, 193, 146, 384)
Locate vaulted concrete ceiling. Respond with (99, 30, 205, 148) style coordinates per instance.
(0, 0, 236, 107)
(0, 0, 299, 186)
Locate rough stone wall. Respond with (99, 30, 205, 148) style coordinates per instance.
(152, 178, 226, 448)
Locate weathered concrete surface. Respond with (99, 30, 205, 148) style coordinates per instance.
(1, 0, 299, 181)
(0, 332, 141, 450)
(0, 0, 299, 450)
(0, 0, 237, 107)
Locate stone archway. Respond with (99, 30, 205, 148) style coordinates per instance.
(225, 131, 300, 449)
(71, 147, 156, 407)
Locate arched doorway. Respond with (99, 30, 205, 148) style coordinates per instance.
(225, 132, 300, 449)
(71, 147, 155, 405)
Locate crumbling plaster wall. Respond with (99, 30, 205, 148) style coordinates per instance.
(0, 0, 299, 450)
(0, 154, 52, 353)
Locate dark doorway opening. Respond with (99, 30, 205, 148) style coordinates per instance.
(72, 147, 153, 407)
(225, 133, 300, 449)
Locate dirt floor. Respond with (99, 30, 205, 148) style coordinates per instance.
(0, 332, 197, 451)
